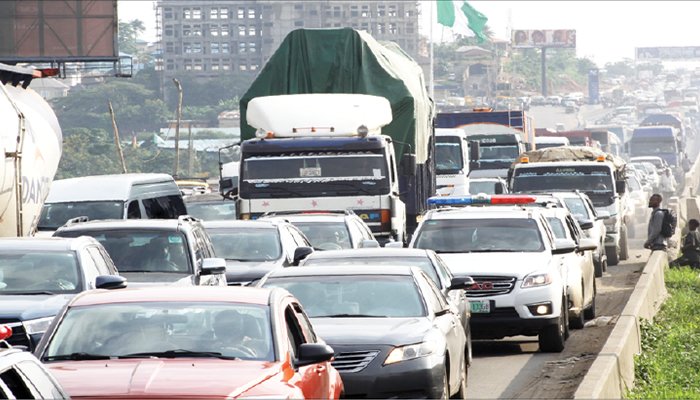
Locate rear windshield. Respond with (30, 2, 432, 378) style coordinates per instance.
(38, 201, 124, 230)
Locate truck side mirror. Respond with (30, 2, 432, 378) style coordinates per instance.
(220, 177, 237, 196)
(401, 153, 416, 176)
(468, 141, 480, 172)
(616, 180, 626, 193)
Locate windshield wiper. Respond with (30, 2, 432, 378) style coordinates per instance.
(118, 349, 238, 360)
(226, 258, 265, 262)
(471, 249, 520, 253)
(7, 290, 57, 295)
(44, 352, 112, 361)
(317, 313, 386, 318)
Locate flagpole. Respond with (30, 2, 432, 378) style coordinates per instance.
(429, 0, 435, 99)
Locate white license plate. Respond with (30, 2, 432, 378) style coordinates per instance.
(470, 300, 491, 313)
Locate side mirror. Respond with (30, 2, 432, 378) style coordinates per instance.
(201, 258, 227, 275)
(359, 239, 380, 248)
(578, 238, 598, 252)
(552, 238, 577, 254)
(292, 247, 314, 266)
(296, 343, 336, 367)
(384, 241, 404, 248)
(469, 140, 480, 171)
(495, 184, 504, 194)
(219, 177, 236, 194)
(577, 219, 594, 230)
(400, 153, 417, 176)
(596, 210, 611, 220)
(448, 275, 475, 290)
(95, 275, 127, 290)
(616, 180, 626, 193)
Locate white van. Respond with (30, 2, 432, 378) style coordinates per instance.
(35, 173, 187, 236)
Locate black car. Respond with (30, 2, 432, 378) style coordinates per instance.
(0, 325, 68, 399)
(259, 265, 471, 399)
(202, 220, 314, 286)
(53, 217, 227, 287)
(301, 248, 474, 361)
(0, 237, 125, 350)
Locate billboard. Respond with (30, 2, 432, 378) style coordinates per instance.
(635, 46, 700, 61)
(511, 29, 576, 49)
(0, 0, 118, 62)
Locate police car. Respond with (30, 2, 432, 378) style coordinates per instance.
(409, 194, 580, 352)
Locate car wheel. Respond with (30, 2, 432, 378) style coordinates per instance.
(569, 281, 586, 329)
(538, 296, 568, 352)
(440, 366, 450, 400)
(606, 245, 619, 266)
(594, 257, 603, 278)
(450, 358, 468, 400)
(584, 279, 597, 320)
(619, 224, 629, 260)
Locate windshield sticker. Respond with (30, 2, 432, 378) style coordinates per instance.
(168, 235, 183, 244)
(300, 167, 322, 177)
(373, 169, 382, 178)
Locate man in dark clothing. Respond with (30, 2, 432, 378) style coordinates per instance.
(644, 193, 667, 251)
(670, 219, 700, 268)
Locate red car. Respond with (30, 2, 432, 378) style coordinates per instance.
(34, 287, 343, 399)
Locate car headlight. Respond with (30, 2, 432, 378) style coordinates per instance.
(522, 272, 552, 288)
(23, 317, 54, 335)
(384, 331, 445, 365)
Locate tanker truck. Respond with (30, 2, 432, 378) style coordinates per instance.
(227, 28, 435, 244)
(0, 63, 62, 236)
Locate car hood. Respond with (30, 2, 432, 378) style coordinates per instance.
(438, 252, 553, 278)
(47, 359, 284, 399)
(311, 317, 429, 346)
(121, 272, 195, 286)
(0, 294, 73, 320)
(224, 260, 282, 284)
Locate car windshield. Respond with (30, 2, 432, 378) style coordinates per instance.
(185, 202, 236, 221)
(563, 198, 591, 220)
(56, 230, 191, 274)
(469, 181, 499, 195)
(436, 137, 464, 174)
(292, 222, 351, 250)
(512, 165, 615, 206)
(302, 256, 439, 285)
(263, 275, 426, 318)
(0, 252, 81, 294)
(479, 145, 520, 161)
(414, 218, 544, 253)
(208, 228, 282, 261)
(630, 141, 677, 154)
(38, 201, 124, 230)
(44, 302, 273, 361)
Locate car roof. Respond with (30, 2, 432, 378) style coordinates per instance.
(265, 214, 350, 223)
(266, 265, 415, 279)
(55, 218, 190, 232)
(183, 193, 230, 203)
(0, 236, 94, 252)
(304, 248, 430, 260)
(69, 286, 273, 307)
(202, 220, 280, 229)
(46, 173, 175, 203)
(425, 206, 540, 220)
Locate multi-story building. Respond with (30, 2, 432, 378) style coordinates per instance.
(155, 1, 422, 80)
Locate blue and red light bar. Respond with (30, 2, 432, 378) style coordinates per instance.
(428, 194, 537, 207)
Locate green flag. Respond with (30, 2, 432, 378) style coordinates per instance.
(461, 1, 488, 43)
(437, 0, 456, 28)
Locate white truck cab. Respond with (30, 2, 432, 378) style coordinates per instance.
(410, 194, 576, 352)
(435, 129, 470, 196)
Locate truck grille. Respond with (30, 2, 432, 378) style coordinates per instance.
(0, 319, 30, 348)
(332, 350, 379, 373)
(466, 276, 517, 297)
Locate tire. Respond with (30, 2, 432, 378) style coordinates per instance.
(606, 245, 619, 266)
(594, 255, 603, 278)
(584, 279, 597, 320)
(450, 358, 468, 400)
(619, 224, 629, 261)
(539, 296, 568, 353)
(440, 365, 450, 400)
(569, 281, 586, 329)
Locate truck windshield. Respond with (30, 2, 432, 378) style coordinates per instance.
(479, 144, 520, 161)
(630, 141, 677, 154)
(38, 201, 124, 230)
(240, 153, 390, 198)
(436, 137, 464, 174)
(512, 166, 615, 207)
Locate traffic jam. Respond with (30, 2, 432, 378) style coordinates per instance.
(0, 20, 693, 400)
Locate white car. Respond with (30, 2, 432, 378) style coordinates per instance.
(410, 195, 578, 352)
(539, 207, 597, 329)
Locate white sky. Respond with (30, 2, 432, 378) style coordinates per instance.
(118, 0, 700, 67)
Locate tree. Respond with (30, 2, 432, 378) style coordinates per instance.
(118, 19, 145, 55)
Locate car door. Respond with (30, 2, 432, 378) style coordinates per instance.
(431, 253, 469, 331)
(283, 302, 329, 399)
(566, 215, 595, 307)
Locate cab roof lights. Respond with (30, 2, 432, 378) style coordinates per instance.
(428, 194, 537, 206)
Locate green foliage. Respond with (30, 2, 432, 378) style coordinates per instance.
(503, 48, 594, 93)
(604, 60, 635, 79)
(628, 267, 700, 398)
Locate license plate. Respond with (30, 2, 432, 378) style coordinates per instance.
(470, 300, 491, 313)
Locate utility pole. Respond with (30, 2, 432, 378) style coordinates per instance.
(108, 101, 128, 173)
(172, 78, 183, 178)
(187, 122, 194, 176)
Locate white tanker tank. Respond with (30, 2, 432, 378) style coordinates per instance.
(0, 63, 62, 236)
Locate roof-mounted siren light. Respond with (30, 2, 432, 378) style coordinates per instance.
(596, 155, 606, 162)
(520, 156, 530, 163)
(427, 194, 536, 207)
(357, 125, 369, 138)
(0, 325, 11, 341)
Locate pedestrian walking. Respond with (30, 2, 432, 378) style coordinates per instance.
(670, 218, 700, 268)
(658, 168, 677, 202)
(644, 193, 667, 251)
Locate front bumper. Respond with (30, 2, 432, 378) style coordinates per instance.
(331, 344, 445, 399)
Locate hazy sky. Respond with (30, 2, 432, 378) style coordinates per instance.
(118, 0, 700, 66)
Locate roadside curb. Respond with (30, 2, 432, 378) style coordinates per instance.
(573, 250, 668, 398)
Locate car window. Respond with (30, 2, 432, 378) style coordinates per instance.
(292, 302, 317, 343)
(432, 253, 453, 289)
(423, 272, 449, 311)
(142, 196, 186, 219)
(127, 201, 141, 219)
(287, 225, 312, 248)
(414, 272, 444, 314)
(284, 305, 306, 359)
(79, 248, 100, 289)
(563, 198, 590, 219)
(16, 360, 64, 399)
(86, 246, 111, 275)
(292, 222, 349, 250)
(208, 227, 282, 262)
(566, 215, 583, 242)
(0, 366, 36, 399)
(547, 217, 568, 239)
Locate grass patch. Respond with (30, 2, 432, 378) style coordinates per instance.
(628, 267, 700, 399)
